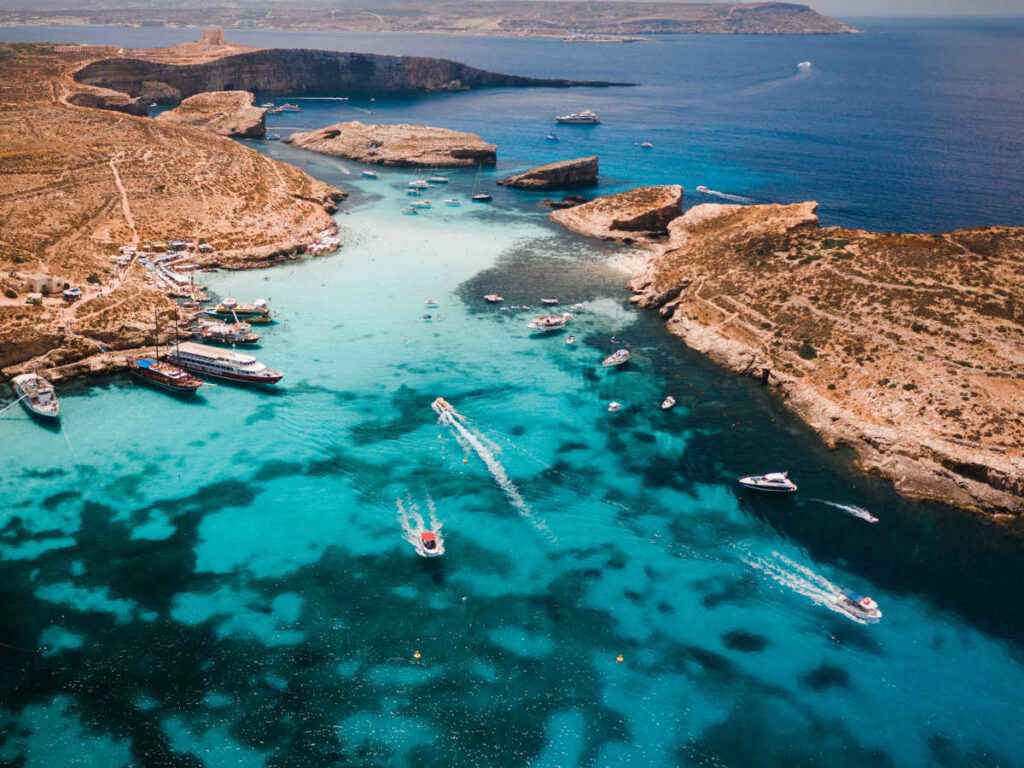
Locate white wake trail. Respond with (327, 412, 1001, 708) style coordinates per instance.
(695, 186, 756, 203)
(814, 499, 879, 524)
(437, 404, 555, 543)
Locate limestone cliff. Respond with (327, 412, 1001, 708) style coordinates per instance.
(74, 48, 630, 104)
(597, 199, 1024, 517)
(285, 121, 496, 167)
(156, 90, 266, 138)
(498, 156, 598, 190)
(549, 185, 684, 241)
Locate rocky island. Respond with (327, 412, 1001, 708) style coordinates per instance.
(552, 190, 1024, 517)
(155, 90, 267, 138)
(285, 122, 497, 167)
(549, 185, 685, 241)
(0, 2, 858, 37)
(498, 156, 599, 190)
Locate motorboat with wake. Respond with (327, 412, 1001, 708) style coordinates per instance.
(431, 397, 456, 424)
(602, 349, 631, 367)
(128, 358, 203, 395)
(11, 373, 59, 419)
(737, 472, 797, 493)
(556, 109, 600, 125)
(527, 314, 570, 332)
(834, 590, 882, 622)
(662, 396, 676, 410)
(419, 531, 443, 557)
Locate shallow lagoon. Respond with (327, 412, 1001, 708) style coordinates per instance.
(2, 20, 1024, 768)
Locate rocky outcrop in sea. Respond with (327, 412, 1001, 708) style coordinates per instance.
(549, 185, 684, 241)
(498, 156, 598, 190)
(156, 90, 266, 138)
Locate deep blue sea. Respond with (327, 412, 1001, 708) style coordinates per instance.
(1, 19, 1024, 768)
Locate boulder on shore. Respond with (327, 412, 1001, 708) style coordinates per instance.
(498, 156, 598, 190)
(550, 185, 684, 241)
(284, 121, 496, 167)
(155, 90, 266, 138)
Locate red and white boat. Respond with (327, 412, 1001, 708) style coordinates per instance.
(168, 342, 282, 385)
(419, 531, 442, 557)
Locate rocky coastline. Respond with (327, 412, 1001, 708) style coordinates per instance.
(155, 90, 267, 138)
(284, 121, 497, 167)
(550, 189, 1024, 518)
(498, 156, 599, 190)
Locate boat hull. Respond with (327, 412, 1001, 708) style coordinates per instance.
(172, 362, 282, 385)
(737, 479, 797, 493)
(128, 369, 201, 395)
(20, 400, 59, 419)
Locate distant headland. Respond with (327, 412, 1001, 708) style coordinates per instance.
(0, 1, 858, 38)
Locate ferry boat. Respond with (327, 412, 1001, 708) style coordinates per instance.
(602, 349, 631, 367)
(556, 109, 600, 125)
(361, 170, 379, 179)
(471, 193, 493, 203)
(195, 320, 260, 345)
(128, 357, 203, 394)
(11, 373, 59, 419)
(527, 315, 569, 332)
(168, 342, 282, 385)
(737, 472, 797, 493)
(835, 590, 882, 622)
(206, 298, 274, 324)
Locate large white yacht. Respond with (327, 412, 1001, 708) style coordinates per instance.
(168, 342, 282, 384)
(556, 109, 601, 124)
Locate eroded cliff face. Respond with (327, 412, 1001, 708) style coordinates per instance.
(285, 121, 496, 166)
(156, 90, 266, 138)
(615, 201, 1024, 517)
(498, 156, 598, 190)
(74, 49, 628, 103)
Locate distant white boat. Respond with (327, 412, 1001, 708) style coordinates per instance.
(607, 401, 622, 412)
(556, 109, 600, 125)
(260, 102, 275, 108)
(640, 141, 653, 148)
(798, 61, 813, 71)
(401, 206, 418, 216)
(661, 396, 675, 410)
(444, 198, 462, 207)
(361, 170, 378, 179)
(540, 298, 559, 305)
(407, 179, 429, 189)
(602, 349, 631, 367)
(471, 193, 493, 203)
(427, 176, 449, 184)
(484, 293, 504, 303)
(424, 299, 440, 307)
(526, 314, 569, 332)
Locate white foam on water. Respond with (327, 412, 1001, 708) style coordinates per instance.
(437, 403, 556, 544)
(743, 550, 876, 624)
(813, 499, 879, 524)
(695, 186, 755, 203)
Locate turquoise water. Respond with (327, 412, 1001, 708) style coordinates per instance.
(3, 21, 1024, 768)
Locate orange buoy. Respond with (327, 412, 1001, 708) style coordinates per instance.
(616, 654, 624, 663)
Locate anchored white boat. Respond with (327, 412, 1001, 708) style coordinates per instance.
(444, 198, 462, 207)
(556, 109, 601, 124)
(168, 342, 282, 385)
(527, 314, 569, 332)
(427, 176, 449, 184)
(661, 396, 676, 410)
(471, 193, 493, 203)
(737, 472, 797, 493)
(206, 297, 274, 324)
(484, 294, 504, 303)
(640, 141, 653, 148)
(361, 170, 379, 179)
(602, 349, 631, 367)
(410, 200, 432, 209)
(424, 299, 440, 307)
(11, 373, 59, 419)
(835, 590, 882, 622)
(402, 207, 419, 216)
(607, 401, 622, 412)
(195, 320, 260, 346)
(540, 298, 559, 305)
(407, 179, 429, 189)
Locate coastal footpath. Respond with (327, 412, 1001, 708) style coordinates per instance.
(285, 122, 497, 167)
(0, 41, 343, 379)
(552, 189, 1024, 517)
(0, 2, 858, 37)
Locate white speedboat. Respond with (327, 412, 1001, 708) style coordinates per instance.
(361, 170, 379, 179)
(835, 590, 882, 622)
(260, 103, 275, 108)
(546, 132, 559, 141)
(11, 373, 59, 419)
(410, 200, 431, 209)
(267, 133, 281, 141)
(424, 299, 440, 307)
(431, 396, 456, 424)
(607, 401, 622, 412)
(556, 109, 600, 125)
(471, 193, 493, 203)
(662, 396, 676, 410)
(737, 472, 797, 493)
(566, 335, 576, 345)
(407, 179, 429, 189)
(640, 141, 653, 148)
(570, 303, 585, 312)
(427, 176, 449, 184)
(527, 315, 569, 332)
(541, 298, 559, 305)
(484, 294, 504, 303)
(401, 207, 419, 215)
(279, 103, 301, 112)
(602, 349, 631, 367)
(444, 198, 462, 207)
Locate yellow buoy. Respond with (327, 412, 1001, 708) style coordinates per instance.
(462, 458, 468, 463)
(616, 654, 624, 663)
(414, 650, 421, 660)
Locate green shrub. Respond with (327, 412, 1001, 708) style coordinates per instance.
(86, 274, 101, 284)
(4, 288, 16, 299)
(798, 341, 817, 360)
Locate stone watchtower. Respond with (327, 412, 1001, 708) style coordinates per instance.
(200, 29, 227, 46)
